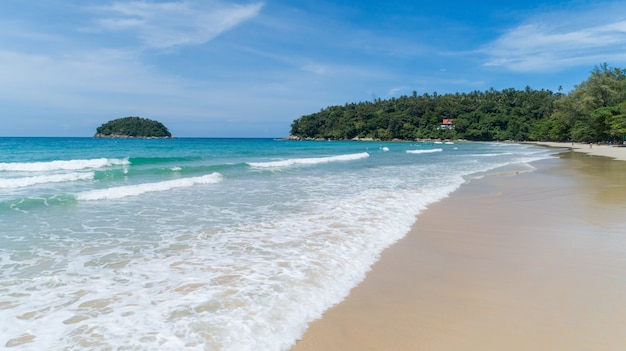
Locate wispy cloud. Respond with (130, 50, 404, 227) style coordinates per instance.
(481, 3, 626, 72)
(0, 48, 185, 107)
(93, 0, 264, 49)
(302, 64, 328, 75)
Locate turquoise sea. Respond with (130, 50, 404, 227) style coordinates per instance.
(0, 137, 556, 350)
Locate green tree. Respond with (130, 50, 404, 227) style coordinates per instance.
(95, 116, 171, 138)
(593, 102, 626, 141)
(547, 63, 626, 141)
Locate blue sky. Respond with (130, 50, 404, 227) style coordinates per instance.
(2, 0, 626, 137)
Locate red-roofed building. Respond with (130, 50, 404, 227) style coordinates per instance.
(441, 119, 454, 129)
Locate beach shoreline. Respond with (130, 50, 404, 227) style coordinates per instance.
(528, 141, 626, 161)
(290, 145, 626, 350)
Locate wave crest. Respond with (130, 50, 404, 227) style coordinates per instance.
(0, 172, 94, 189)
(0, 158, 130, 172)
(247, 152, 369, 168)
(406, 148, 443, 154)
(76, 173, 223, 201)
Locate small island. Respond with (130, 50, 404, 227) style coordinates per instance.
(94, 116, 172, 138)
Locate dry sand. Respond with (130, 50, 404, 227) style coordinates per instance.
(291, 148, 626, 350)
(531, 141, 626, 161)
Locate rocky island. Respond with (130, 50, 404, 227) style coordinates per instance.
(94, 116, 172, 138)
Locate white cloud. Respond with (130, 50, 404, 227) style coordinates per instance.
(302, 64, 328, 75)
(481, 3, 626, 72)
(0, 48, 195, 111)
(386, 86, 410, 96)
(93, 0, 264, 49)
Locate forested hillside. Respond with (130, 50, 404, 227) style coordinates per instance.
(290, 64, 626, 142)
(94, 117, 172, 138)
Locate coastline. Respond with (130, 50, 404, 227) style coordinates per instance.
(529, 141, 626, 161)
(291, 146, 626, 350)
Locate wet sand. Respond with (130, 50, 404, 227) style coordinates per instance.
(291, 150, 626, 350)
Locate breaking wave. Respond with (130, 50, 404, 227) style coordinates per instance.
(0, 172, 94, 188)
(76, 173, 223, 200)
(247, 152, 369, 168)
(406, 148, 443, 154)
(0, 158, 129, 172)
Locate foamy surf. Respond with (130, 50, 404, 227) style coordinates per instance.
(0, 138, 561, 351)
(0, 172, 94, 188)
(247, 152, 369, 168)
(75, 172, 223, 200)
(0, 158, 130, 172)
(406, 148, 443, 154)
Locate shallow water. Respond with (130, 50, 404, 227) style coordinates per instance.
(0, 138, 556, 350)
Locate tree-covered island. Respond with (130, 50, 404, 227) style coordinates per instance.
(289, 64, 626, 143)
(94, 116, 172, 138)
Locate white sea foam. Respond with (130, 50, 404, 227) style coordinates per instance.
(0, 140, 559, 351)
(467, 152, 514, 157)
(406, 148, 443, 154)
(0, 172, 94, 188)
(0, 180, 462, 351)
(247, 152, 369, 168)
(0, 158, 130, 172)
(75, 173, 223, 200)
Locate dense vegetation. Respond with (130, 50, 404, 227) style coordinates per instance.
(94, 117, 172, 138)
(290, 64, 626, 142)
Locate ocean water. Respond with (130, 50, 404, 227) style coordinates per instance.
(0, 138, 556, 350)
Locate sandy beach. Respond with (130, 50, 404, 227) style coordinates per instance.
(291, 144, 626, 350)
(531, 141, 626, 161)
